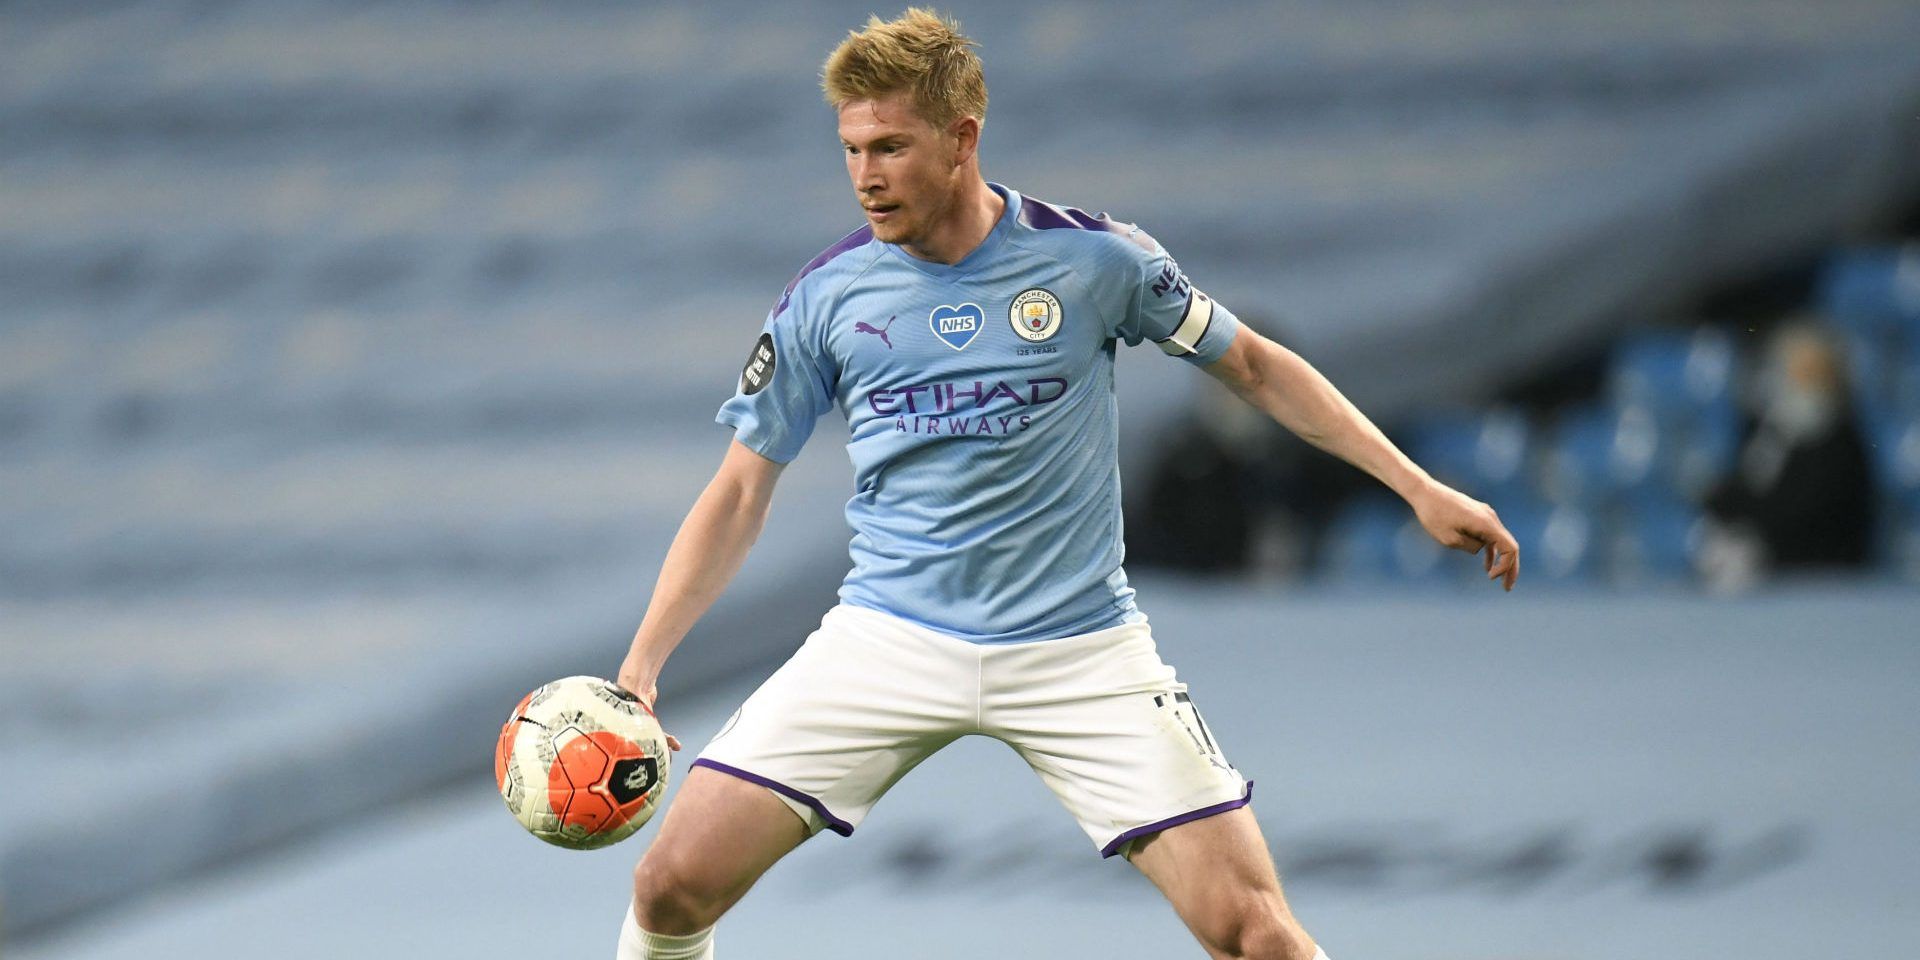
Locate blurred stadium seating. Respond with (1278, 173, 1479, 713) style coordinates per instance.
(1327, 252, 1920, 588)
(4, 0, 1920, 954)
(1825, 245, 1920, 574)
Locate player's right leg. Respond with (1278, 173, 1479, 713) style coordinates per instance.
(619, 604, 973, 958)
(620, 765, 810, 958)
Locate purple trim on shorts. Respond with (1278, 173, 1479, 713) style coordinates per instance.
(690, 758, 855, 837)
(1099, 780, 1255, 859)
(770, 225, 875, 320)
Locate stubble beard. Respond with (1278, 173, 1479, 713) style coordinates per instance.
(877, 178, 957, 252)
(870, 213, 911, 244)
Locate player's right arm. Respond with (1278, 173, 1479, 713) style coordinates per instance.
(616, 223, 854, 734)
(616, 248, 843, 732)
(616, 439, 785, 746)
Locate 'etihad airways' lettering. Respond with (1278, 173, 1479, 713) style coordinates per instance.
(867, 377, 1067, 416)
(892, 414, 1034, 435)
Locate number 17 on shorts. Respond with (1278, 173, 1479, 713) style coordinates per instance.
(1155, 690, 1233, 774)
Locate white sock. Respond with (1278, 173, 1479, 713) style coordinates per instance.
(617, 902, 715, 959)
(1313, 948, 1330, 960)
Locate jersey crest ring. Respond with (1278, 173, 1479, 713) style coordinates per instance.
(1009, 288, 1063, 343)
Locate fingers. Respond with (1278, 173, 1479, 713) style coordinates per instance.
(1484, 546, 1517, 590)
(614, 681, 682, 750)
(1419, 492, 1522, 590)
(1484, 529, 1520, 592)
(1462, 509, 1521, 592)
(640, 694, 682, 750)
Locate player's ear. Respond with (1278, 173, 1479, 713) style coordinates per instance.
(948, 114, 981, 168)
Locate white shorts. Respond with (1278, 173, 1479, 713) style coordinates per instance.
(694, 604, 1251, 858)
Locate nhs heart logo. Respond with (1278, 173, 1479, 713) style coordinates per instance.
(929, 303, 985, 351)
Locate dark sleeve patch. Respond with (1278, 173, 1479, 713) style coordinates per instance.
(740, 332, 776, 395)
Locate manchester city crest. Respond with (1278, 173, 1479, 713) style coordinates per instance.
(1009, 288, 1062, 343)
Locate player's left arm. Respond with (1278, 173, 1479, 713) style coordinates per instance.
(1205, 326, 1521, 590)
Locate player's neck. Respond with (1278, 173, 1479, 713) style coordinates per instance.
(899, 177, 1003, 266)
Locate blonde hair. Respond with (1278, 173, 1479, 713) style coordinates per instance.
(821, 8, 987, 131)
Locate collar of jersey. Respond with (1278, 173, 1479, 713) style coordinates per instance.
(881, 182, 1021, 282)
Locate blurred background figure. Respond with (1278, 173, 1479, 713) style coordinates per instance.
(1131, 317, 1323, 578)
(1700, 322, 1875, 590)
(1132, 379, 1272, 573)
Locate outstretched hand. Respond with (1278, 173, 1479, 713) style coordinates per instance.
(1409, 479, 1521, 591)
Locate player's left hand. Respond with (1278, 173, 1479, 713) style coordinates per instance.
(1409, 479, 1521, 591)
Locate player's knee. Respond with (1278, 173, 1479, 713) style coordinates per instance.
(631, 856, 725, 935)
(1197, 893, 1309, 960)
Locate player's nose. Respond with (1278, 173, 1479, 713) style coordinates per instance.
(851, 155, 883, 191)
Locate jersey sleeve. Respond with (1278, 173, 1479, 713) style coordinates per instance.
(714, 289, 837, 463)
(1104, 226, 1242, 365)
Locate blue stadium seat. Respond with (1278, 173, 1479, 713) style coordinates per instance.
(1891, 354, 1920, 420)
(1819, 247, 1920, 335)
(1541, 406, 1617, 507)
(1470, 408, 1535, 505)
(1321, 496, 1449, 583)
(1402, 408, 1533, 504)
(1842, 328, 1892, 416)
(1401, 414, 1481, 493)
(1607, 496, 1703, 582)
(1537, 503, 1601, 583)
(1608, 403, 1673, 506)
(1670, 398, 1742, 501)
(1541, 403, 1680, 509)
(1609, 329, 1736, 428)
(1866, 416, 1920, 512)
(1495, 493, 1597, 584)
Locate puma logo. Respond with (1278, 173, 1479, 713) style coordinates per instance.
(855, 315, 896, 349)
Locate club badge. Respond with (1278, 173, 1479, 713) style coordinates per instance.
(1009, 288, 1062, 342)
(929, 303, 985, 351)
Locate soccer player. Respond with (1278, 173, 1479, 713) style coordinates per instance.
(613, 9, 1519, 959)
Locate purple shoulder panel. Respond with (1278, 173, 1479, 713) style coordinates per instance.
(772, 224, 875, 319)
(1016, 196, 1159, 254)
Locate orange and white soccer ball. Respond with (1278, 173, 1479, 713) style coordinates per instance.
(494, 676, 671, 850)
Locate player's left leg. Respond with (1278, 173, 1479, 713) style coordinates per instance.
(1125, 806, 1322, 960)
(982, 619, 1327, 960)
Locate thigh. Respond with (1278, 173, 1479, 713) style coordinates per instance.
(985, 624, 1250, 857)
(635, 765, 809, 912)
(697, 604, 973, 836)
(1128, 807, 1316, 958)
(1128, 805, 1283, 904)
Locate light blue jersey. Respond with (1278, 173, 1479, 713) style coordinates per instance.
(718, 184, 1242, 644)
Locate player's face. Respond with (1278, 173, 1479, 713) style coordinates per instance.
(838, 92, 963, 248)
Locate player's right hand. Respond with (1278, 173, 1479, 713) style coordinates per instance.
(613, 680, 684, 752)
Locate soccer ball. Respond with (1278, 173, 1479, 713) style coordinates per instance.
(494, 675, 671, 850)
